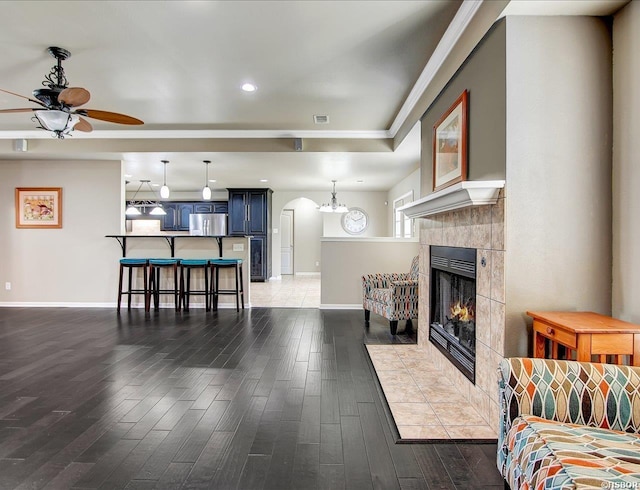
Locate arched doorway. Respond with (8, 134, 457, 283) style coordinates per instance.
(251, 196, 322, 308)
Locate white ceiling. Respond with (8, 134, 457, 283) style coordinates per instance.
(0, 0, 628, 192)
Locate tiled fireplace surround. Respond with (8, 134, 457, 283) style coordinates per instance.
(415, 189, 505, 433)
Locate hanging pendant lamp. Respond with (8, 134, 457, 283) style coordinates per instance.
(125, 179, 166, 216)
(202, 160, 212, 200)
(160, 160, 170, 199)
(318, 180, 348, 213)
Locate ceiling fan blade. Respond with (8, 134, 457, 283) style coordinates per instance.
(78, 109, 143, 125)
(0, 87, 46, 107)
(59, 87, 90, 107)
(75, 116, 93, 132)
(0, 108, 37, 113)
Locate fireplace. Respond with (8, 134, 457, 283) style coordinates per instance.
(429, 246, 476, 383)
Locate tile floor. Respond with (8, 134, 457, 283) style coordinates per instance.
(250, 274, 321, 308)
(366, 344, 497, 441)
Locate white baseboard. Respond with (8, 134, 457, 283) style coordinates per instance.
(0, 302, 114, 308)
(319, 303, 362, 310)
(0, 301, 252, 309)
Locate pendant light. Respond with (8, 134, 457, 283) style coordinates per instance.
(125, 180, 166, 216)
(160, 160, 170, 199)
(318, 180, 348, 213)
(202, 160, 212, 200)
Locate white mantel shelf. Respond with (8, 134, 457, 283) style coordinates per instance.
(398, 180, 505, 219)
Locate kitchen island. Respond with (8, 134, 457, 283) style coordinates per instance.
(106, 233, 251, 308)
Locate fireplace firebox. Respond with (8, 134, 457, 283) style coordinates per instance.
(429, 246, 476, 383)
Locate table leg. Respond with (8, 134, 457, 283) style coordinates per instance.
(633, 334, 640, 367)
(534, 328, 546, 358)
(576, 334, 592, 362)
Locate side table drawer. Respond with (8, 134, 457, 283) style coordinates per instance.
(534, 321, 577, 349)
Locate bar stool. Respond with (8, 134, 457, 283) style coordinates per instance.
(209, 258, 245, 312)
(148, 258, 181, 311)
(117, 258, 149, 313)
(180, 259, 210, 311)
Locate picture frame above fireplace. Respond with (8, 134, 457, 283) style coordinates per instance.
(432, 90, 468, 192)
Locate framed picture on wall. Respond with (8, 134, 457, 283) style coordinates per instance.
(15, 187, 63, 229)
(432, 90, 468, 192)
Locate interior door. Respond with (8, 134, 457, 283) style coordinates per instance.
(281, 209, 294, 275)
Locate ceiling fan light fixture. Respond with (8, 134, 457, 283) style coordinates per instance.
(202, 160, 212, 200)
(35, 110, 79, 137)
(160, 160, 170, 199)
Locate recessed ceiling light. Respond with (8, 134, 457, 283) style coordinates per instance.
(242, 83, 257, 92)
(151, 183, 159, 187)
(356, 180, 364, 183)
(260, 179, 268, 183)
(124, 174, 132, 178)
(208, 179, 217, 183)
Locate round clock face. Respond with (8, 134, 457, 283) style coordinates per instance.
(341, 207, 368, 235)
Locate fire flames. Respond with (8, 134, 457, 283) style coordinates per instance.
(450, 300, 475, 323)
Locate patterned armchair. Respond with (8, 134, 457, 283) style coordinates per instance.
(498, 358, 640, 489)
(362, 255, 419, 335)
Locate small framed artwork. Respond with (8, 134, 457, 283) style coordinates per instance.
(432, 90, 469, 192)
(15, 187, 63, 229)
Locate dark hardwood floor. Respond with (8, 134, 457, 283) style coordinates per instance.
(0, 307, 503, 489)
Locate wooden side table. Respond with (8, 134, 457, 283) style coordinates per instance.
(527, 311, 640, 366)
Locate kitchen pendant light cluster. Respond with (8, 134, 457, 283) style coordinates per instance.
(125, 179, 166, 216)
(318, 180, 348, 213)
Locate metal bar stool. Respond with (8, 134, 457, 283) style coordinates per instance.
(148, 258, 181, 311)
(117, 258, 149, 313)
(179, 259, 210, 311)
(209, 258, 245, 312)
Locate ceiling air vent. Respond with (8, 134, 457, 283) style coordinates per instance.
(313, 115, 330, 124)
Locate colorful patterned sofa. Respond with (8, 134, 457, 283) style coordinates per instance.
(498, 357, 640, 489)
(362, 255, 419, 335)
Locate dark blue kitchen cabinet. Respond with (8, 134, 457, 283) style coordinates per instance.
(227, 188, 272, 281)
(160, 201, 227, 231)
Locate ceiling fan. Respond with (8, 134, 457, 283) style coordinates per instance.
(0, 46, 143, 138)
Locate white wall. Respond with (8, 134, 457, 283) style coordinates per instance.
(0, 160, 123, 305)
(321, 191, 388, 237)
(613, 1, 640, 323)
(281, 198, 323, 273)
(387, 168, 420, 235)
(271, 190, 390, 277)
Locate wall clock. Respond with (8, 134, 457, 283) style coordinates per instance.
(341, 207, 369, 235)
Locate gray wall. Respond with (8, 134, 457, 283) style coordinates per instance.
(421, 19, 507, 196)
(613, 1, 640, 323)
(0, 160, 123, 305)
(504, 16, 613, 356)
(320, 238, 419, 307)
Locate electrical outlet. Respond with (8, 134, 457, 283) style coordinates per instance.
(232, 243, 244, 252)
(315, 261, 319, 267)
(5, 282, 11, 290)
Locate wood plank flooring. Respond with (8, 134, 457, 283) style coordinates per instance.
(0, 307, 504, 489)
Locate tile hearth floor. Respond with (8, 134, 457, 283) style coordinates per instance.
(366, 344, 497, 441)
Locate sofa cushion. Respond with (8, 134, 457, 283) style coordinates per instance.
(505, 414, 640, 489)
